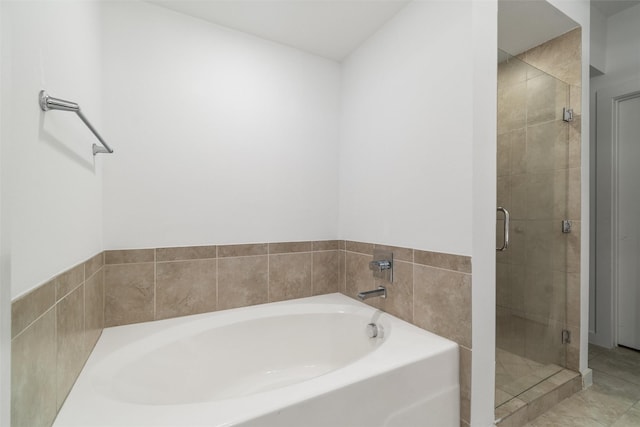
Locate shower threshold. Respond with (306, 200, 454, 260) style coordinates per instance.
(494, 350, 581, 426)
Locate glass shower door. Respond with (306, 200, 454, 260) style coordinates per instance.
(495, 50, 573, 406)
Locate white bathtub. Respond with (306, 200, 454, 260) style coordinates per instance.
(54, 293, 459, 427)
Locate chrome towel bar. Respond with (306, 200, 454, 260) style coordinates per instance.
(39, 90, 114, 156)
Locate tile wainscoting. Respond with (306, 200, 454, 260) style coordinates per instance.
(103, 241, 340, 326)
(11, 240, 472, 427)
(11, 253, 104, 427)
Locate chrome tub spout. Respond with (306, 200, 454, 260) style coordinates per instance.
(357, 287, 387, 301)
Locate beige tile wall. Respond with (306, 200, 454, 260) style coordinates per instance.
(338, 240, 473, 426)
(103, 241, 341, 327)
(11, 253, 104, 427)
(12, 239, 470, 426)
(497, 28, 582, 372)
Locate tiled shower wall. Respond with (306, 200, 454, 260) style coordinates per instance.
(496, 28, 582, 371)
(11, 240, 472, 427)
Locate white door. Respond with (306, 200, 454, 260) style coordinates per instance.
(618, 94, 640, 350)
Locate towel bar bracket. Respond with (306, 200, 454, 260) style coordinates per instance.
(39, 90, 114, 156)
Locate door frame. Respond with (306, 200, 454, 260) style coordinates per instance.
(593, 77, 640, 348)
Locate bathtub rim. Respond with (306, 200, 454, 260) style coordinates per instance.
(53, 293, 459, 427)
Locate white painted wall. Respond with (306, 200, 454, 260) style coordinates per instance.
(470, 1, 497, 425)
(339, 2, 498, 425)
(590, 6, 606, 75)
(599, 4, 640, 81)
(101, 1, 341, 249)
(1, 1, 104, 299)
(616, 94, 640, 350)
(339, 1, 473, 256)
(591, 3, 640, 349)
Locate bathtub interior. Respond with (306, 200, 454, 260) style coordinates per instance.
(53, 294, 459, 427)
(98, 312, 384, 405)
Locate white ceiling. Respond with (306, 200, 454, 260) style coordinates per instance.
(592, 0, 640, 17)
(148, 0, 600, 63)
(146, 0, 409, 62)
(498, 0, 579, 57)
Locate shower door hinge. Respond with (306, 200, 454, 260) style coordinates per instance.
(562, 220, 572, 233)
(562, 329, 571, 344)
(563, 108, 574, 122)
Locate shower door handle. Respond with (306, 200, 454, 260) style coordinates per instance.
(497, 207, 510, 251)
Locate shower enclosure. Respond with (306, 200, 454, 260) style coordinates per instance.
(495, 50, 576, 407)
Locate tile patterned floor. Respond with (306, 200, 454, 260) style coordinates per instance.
(524, 345, 640, 426)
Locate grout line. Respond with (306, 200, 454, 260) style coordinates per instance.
(153, 249, 157, 320)
(101, 263, 106, 329)
(82, 279, 86, 354)
(102, 260, 155, 266)
(411, 262, 415, 324)
(11, 304, 56, 342)
(215, 257, 219, 311)
(54, 299, 58, 410)
(342, 250, 346, 294)
(11, 254, 105, 342)
(104, 248, 340, 263)
(56, 281, 85, 305)
(217, 253, 268, 259)
(82, 262, 87, 350)
(410, 262, 472, 276)
(310, 251, 314, 296)
(155, 257, 216, 264)
(85, 266, 103, 283)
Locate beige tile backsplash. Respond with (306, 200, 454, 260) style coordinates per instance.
(104, 262, 155, 326)
(268, 253, 312, 302)
(55, 286, 86, 411)
(54, 264, 84, 301)
(104, 248, 154, 264)
(11, 252, 105, 427)
(156, 245, 217, 262)
(155, 259, 217, 320)
(84, 269, 104, 350)
(106, 242, 343, 325)
(218, 255, 269, 310)
(11, 310, 57, 427)
(311, 250, 339, 296)
(12, 240, 472, 426)
(11, 279, 55, 339)
(414, 265, 472, 349)
(376, 260, 413, 323)
(217, 242, 268, 258)
(340, 241, 473, 424)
